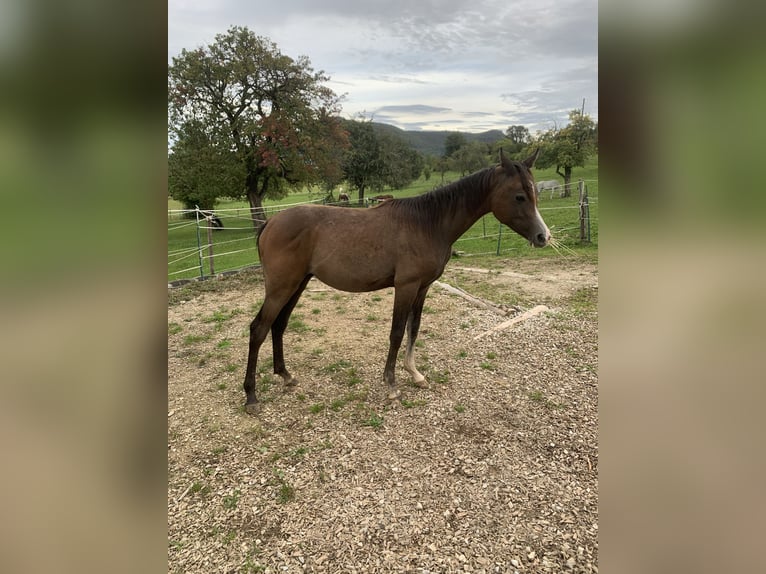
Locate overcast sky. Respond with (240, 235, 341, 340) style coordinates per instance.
(168, 0, 597, 134)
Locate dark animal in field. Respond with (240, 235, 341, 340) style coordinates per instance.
(242, 149, 549, 414)
(199, 211, 224, 229)
(370, 194, 394, 204)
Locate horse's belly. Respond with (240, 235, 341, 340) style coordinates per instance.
(311, 255, 395, 293)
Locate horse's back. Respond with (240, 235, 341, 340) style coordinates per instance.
(261, 204, 375, 244)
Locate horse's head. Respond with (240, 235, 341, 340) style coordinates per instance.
(490, 148, 550, 248)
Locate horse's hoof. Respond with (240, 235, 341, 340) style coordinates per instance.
(277, 372, 298, 387)
(414, 377, 429, 389)
(387, 389, 402, 400)
(244, 402, 261, 415)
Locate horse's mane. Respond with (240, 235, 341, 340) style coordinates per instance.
(388, 161, 534, 233)
(387, 168, 494, 233)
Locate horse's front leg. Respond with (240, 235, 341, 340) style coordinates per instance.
(404, 286, 430, 388)
(384, 285, 419, 400)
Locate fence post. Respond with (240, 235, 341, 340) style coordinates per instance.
(584, 185, 591, 242)
(195, 206, 204, 279)
(206, 215, 215, 276)
(496, 222, 503, 255)
(578, 180, 589, 243)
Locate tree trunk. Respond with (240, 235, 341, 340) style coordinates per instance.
(358, 184, 366, 206)
(247, 193, 266, 231)
(556, 165, 573, 197)
(246, 172, 268, 231)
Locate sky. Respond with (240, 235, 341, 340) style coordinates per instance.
(168, 0, 597, 134)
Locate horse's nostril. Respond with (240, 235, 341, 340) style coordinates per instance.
(536, 233, 547, 245)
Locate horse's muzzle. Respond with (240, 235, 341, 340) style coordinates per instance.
(531, 231, 549, 248)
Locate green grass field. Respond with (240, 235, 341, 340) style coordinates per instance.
(168, 157, 598, 281)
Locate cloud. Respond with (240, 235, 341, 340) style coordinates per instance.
(367, 75, 431, 85)
(375, 104, 452, 115)
(500, 63, 598, 131)
(169, 0, 598, 133)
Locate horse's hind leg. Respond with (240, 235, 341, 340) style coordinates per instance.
(243, 306, 273, 414)
(243, 284, 303, 414)
(271, 275, 312, 387)
(404, 286, 430, 388)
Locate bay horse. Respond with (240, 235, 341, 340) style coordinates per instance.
(243, 149, 549, 414)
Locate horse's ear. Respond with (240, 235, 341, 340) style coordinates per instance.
(499, 148, 514, 171)
(523, 147, 541, 169)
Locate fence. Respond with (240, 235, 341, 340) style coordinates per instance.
(167, 199, 326, 282)
(168, 179, 597, 283)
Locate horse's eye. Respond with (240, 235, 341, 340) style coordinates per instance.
(515, 194, 526, 203)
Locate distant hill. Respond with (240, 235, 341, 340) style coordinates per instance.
(371, 122, 506, 157)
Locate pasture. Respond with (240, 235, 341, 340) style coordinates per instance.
(168, 158, 598, 282)
(168, 255, 598, 573)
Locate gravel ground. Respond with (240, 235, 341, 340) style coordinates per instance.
(168, 257, 598, 573)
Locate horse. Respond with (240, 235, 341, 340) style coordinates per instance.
(199, 210, 224, 229)
(535, 180, 560, 199)
(242, 149, 549, 414)
(338, 192, 350, 204)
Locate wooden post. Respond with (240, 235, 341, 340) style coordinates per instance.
(195, 206, 204, 278)
(496, 222, 503, 255)
(578, 179, 587, 243)
(584, 186, 591, 243)
(206, 215, 215, 276)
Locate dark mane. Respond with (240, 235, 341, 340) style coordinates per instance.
(387, 167, 496, 233)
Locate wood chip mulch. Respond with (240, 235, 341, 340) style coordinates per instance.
(168, 259, 598, 573)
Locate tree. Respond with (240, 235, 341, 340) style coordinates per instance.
(341, 119, 384, 203)
(168, 26, 348, 228)
(378, 132, 424, 190)
(443, 132, 466, 158)
(491, 125, 531, 157)
(434, 156, 451, 183)
(341, 119, 423, 202)
(422, 163, 432, 182)
(505, 125, 531, 146)
(450, 141, 490, 176)
(168, 120, 243, 213)
(529, 110, 597, 197)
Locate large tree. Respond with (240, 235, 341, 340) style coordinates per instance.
(341, 119, 423, 202)
(531, 110, 597, 197)
(341, 119, 384, 203)
(168, 26, 348, 228)
(377, 132, 424, 190)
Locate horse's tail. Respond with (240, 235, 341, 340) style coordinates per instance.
(256, 218, 269, 260)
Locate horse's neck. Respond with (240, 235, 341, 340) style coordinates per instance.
(438, 171, 494, 243)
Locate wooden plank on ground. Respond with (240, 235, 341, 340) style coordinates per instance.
(472, 304, 549, 340)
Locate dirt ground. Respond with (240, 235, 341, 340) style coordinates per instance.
(168, 256, 598, 573)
